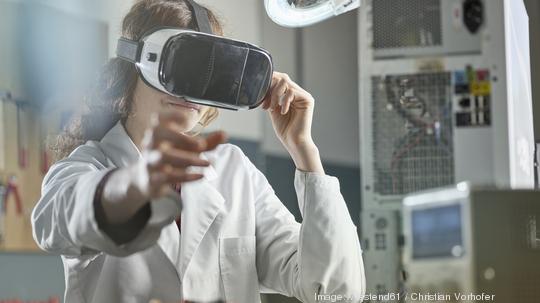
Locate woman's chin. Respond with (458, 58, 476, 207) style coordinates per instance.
(159, 106, 197, 129)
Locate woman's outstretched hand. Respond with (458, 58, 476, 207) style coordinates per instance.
(101, 111, 227, 224)
(133, 111, 227, 199)
(261, 72, 324, 174)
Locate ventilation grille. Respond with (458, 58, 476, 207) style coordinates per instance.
(372, 0, 442, 49)
(371, 72, 454, 196)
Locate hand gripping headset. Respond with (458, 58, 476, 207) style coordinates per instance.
(116, 0, 273, 110)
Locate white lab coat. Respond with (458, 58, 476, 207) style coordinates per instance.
(31, 121, 365, 303)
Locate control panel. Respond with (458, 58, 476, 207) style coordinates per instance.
(402, 185, 540, 303)
(453, 66, 492, 127)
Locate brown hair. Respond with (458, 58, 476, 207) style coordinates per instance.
(51, 0, 222, 160)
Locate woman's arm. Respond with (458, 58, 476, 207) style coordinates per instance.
(246, 155, 365, 302)
(255, 72, 365, 301)
(261, 72, 324, 174)
(287, 142, 324, 175)
(30, 144, 172, 257)
(31, 111, 226, 257)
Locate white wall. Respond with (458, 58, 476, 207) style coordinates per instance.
(303, 11, 359, 166)
(102, 0, 137, 57)
(260, 10, 300, 156)
(261, 10, 360, 167)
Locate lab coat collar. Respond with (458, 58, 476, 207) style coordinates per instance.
(99, 120, 217, 181)
(100, 121, 224, 278)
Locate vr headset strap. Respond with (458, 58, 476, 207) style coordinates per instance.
(185, 0, 213, 34)
(116, 37, 141, 63)
(116, 0, 212, 63)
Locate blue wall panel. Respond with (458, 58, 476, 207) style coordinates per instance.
(263, 155, 361, 225)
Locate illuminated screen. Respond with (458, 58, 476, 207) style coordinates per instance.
(412, 204, 463, 259)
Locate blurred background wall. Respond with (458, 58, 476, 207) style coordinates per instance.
(0, 0, 538, 302)
(0, 0, 121, 301)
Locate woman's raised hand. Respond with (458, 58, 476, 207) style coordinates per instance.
(261, 72, 324, 174)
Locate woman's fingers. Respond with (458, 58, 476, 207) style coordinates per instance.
(163, 170, 205, 184)
(281, 89, 295, 114)
(146, 131, 228, 175)
(148, 149, 210, 170)
(151, 126, 203, 151)
(149, 117, 228, 153)
(262, 73, 281, 109)
(148, 170, 204, 193)
(262, 72, 312, 115)
(270, 77, 288, 112)
(203, 131, 228, 151)
(262, 73, 286, 111)
(141, 112, 229, 199)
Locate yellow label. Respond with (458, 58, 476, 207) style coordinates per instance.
(471, 81, 491, 96)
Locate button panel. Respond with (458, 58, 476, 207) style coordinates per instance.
(453, 66, 491, 127)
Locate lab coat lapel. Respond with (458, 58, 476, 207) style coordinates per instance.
(179, 172, 224, 278)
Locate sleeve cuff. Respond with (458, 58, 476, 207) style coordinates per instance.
(93, 169, 152, 245)
(293, 169, 341, 218)
(70, 168, 181, 256)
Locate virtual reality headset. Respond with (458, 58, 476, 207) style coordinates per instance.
(116, 0, 273, 110)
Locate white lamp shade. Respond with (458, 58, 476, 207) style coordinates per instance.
(264, 0, 360, 27)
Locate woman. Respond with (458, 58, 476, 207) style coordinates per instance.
(31, 1, 365, 302)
